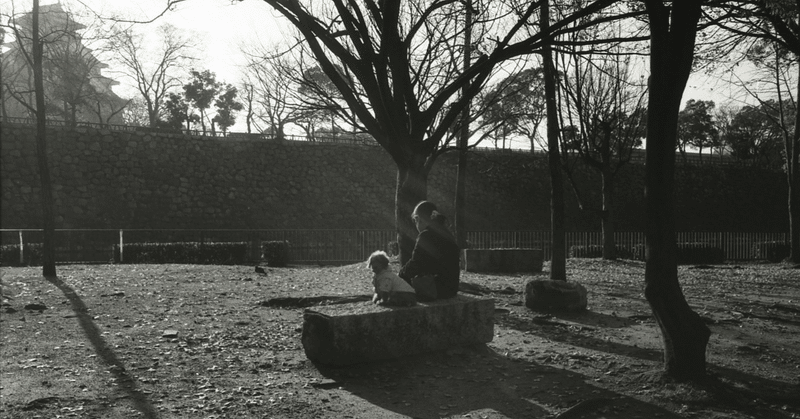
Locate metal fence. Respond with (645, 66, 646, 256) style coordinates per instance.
(467, 230, 789, 262)
(3, 117, 751, 167)
(0, 229, 790, 265)
(0, 229, 398, 265)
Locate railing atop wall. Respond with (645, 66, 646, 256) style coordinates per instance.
(1, 116, 746, 166)
(0, 229, 789, 265)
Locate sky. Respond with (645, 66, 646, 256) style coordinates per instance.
(1, 0, 770, 148)
(82, 0, 291, 86)
(2, 0, 290, 87)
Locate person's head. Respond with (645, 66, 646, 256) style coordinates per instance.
(366, 250, 390, 274)
(411, 201, 446, 233)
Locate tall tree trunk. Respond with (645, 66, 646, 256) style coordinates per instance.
(541, 0, 566, 281)
(601, 125, 616, 260)
(396, 159, 429, 265)
(601, 170, 616, 260)
(644, 1, 710, 379)
(32, 0, 57, 276)
(453, 1, 472, 250)
(789, 66, 800, 263)
(147, 100, 158, 128)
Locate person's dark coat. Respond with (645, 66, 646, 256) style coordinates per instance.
(398, 226, 460, 299)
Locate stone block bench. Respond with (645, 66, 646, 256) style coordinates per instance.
(301, 295, 494, 366)
(462, 248, 544, 273)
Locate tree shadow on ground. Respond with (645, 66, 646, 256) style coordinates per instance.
(498, 310, 662, 362)
(314, 344, 681, 419)
(498, 310, 800, 418)
(685, 364, 800, 418)
(550, 310, 637, 328)
(44, 275, 158, 419)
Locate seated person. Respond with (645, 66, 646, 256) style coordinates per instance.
(399, 201, 460, 301)
(367, 250, 416, 306)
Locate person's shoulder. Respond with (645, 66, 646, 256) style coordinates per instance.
(420, 227, 456, 245)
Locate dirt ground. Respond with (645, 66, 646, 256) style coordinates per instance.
(1, 259, 799, 419)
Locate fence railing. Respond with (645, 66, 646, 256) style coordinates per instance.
(3, 117, 751, 166)
(0, 229, 789, 265)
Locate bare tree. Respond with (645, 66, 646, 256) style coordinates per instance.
(106, 23, 195, 127)
(241, 46, 308, 138)
(710, 1, 800, 263)
(558, 51, 647, 260)
(260, 0, 620, 262)
(3, 0, 57, 275)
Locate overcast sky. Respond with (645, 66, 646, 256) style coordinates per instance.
(2, 0, 766, 146)
(2, 0, 289, 84)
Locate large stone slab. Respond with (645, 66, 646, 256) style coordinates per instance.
(463, 249, 544, 273)
(302, 295, 494, 366)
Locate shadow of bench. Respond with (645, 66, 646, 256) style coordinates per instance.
(302, 295, 494, 366)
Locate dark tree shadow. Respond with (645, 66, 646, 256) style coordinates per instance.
(313, 345, 681, 419)
(44, 275, 158, 419)
(550, 310, 637, 328)
(498, 310, 662, 362)
(695, 364, 800, 417)
(498, 310, 800, 418)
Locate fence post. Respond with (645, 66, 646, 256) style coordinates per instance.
(19, 231, 24, 265)
(119, 229, 124, 263)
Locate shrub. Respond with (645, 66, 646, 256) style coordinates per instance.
(752, 241, 790, 263)
(114, 242, 249, 265)
(676, 242, 725, 264)
(262, 240, 289, 267)
(385, 241, 399, 256)
(631, 243, 725, 264)
(0, 243, 43, 266)
(569, 244, 633, 260)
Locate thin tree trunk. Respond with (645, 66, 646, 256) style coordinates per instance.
(789, 67, 800, 263)
(396, 160, 428, 265)
(601, 125, 616, 260)
(32, 0, 57, 276)
(644, 0, 710, 379)
(453, 1, 472, 250)
(601, 170, 616, 260)
(541, 0, 566, 281)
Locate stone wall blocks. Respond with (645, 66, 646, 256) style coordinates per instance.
(0, 125, 790, 231)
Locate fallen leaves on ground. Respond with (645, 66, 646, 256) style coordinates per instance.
(1, 260, 798, 419)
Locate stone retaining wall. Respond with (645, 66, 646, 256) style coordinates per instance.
(0, 123, 789, 233)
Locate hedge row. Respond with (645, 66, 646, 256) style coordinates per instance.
(567, 243, 726, 264)
(630, 242, 726, 264)
(262, 241, 289, 267)
(569, 244, 634, 260)
(752, 241, 790, 262)
(113, 240, 291, 266)
(0, 243, 43, 267)
(113, 242, 250, 265)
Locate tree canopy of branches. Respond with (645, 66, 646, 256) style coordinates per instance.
(240, 46, 341, 139)
(710, 0, 800, 262)
(260, 0, 622, 262)
(478, 67, 547, 150)
(677, 99, 719, 161)
(178, 69, 243, 135)
(723, 100, 791, 169)
(106, 23, 195, 127)
(213, 84, 243, 134)
(184, 69, 220, 134)
(558, 50, 647, 260)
